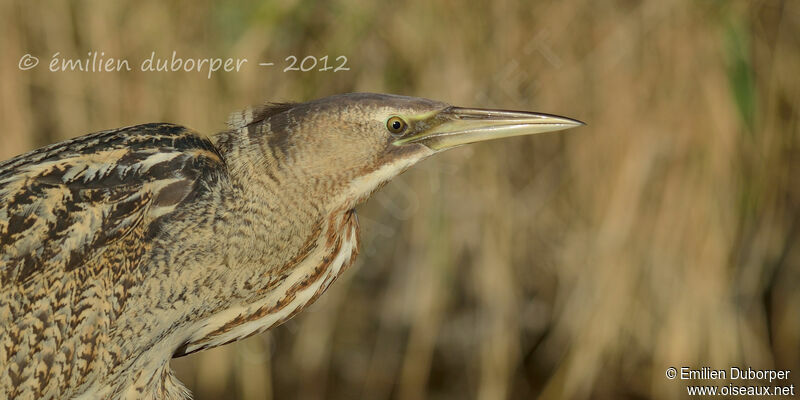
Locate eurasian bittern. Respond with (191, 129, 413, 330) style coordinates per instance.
(0, 93, 582, 399)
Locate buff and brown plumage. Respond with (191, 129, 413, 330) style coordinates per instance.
(0, 93, 582, 399)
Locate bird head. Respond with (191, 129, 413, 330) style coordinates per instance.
(227, 92, 583, 209)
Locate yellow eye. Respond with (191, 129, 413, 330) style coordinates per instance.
(386, 116, 407, 135)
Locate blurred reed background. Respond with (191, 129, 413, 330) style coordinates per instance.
(1, 0, 798, 399)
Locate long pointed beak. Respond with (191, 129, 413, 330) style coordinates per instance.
(394, 107, 584, 151)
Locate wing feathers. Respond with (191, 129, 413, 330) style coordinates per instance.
(0, 123, 225, 285)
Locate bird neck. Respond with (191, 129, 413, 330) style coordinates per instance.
(211, 127, 363, 214)
(132, 128, 363, 358)
(209, 129, 354, 267)
(211, 128, 295, 193)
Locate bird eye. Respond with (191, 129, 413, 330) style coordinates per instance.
(386, 116, 407, 135)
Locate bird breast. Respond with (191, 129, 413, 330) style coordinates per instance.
(177, 208, 359, 354)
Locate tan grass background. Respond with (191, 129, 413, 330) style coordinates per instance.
(1, 1, 798, 399)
